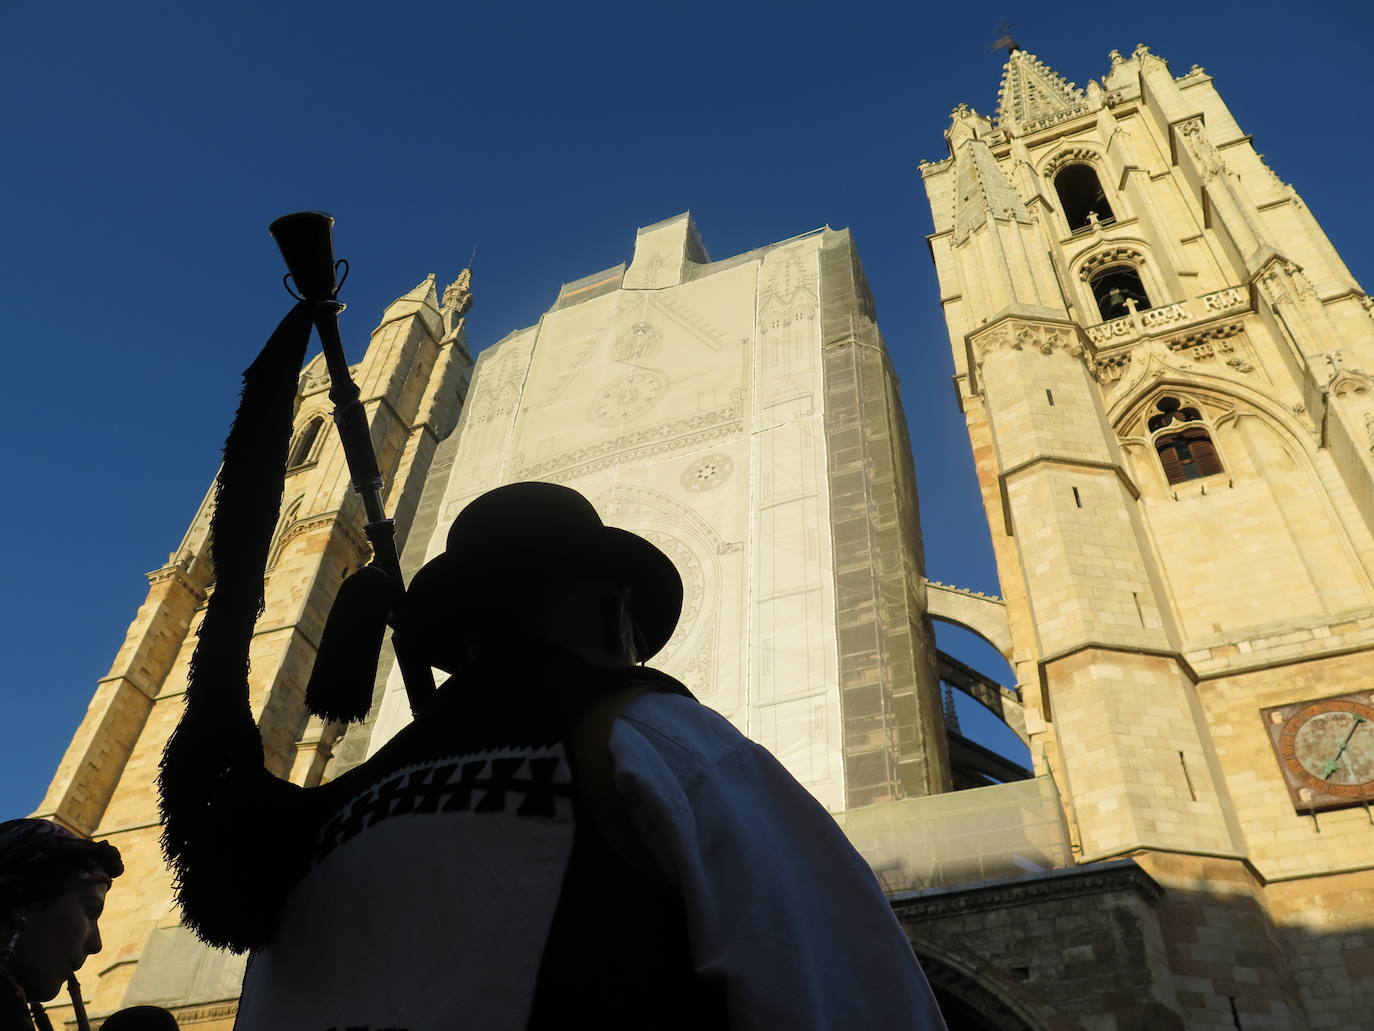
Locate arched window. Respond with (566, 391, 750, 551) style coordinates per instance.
(288, 417, 324, 468)
(268, 497, 303, 568)
(1149, 397, 1223, 483)
(1054, 164, 1115, 232)
(1089, 265, 1152, 321)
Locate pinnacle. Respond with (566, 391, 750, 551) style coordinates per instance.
(395, 273, 439, 307)
(995, 47, 1085, 130)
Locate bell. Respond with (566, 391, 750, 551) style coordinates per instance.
(269, 211, 339, 302)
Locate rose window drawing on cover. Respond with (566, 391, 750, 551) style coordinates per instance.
(682, 454, 733, 492)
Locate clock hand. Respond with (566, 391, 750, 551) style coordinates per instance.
(1321, 715, 1368, 779)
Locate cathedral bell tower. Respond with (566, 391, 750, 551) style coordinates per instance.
(923, 44, 1374, 1028)
(32, 271, 474, 1027)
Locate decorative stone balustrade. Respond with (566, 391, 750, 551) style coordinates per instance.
(1085, 286, 1248, 347)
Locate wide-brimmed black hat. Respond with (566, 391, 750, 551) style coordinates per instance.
(405, 482, 683, 671)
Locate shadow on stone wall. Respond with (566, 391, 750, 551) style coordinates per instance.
(894, 855, 1374, 1030)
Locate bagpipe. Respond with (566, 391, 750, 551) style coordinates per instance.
(157, 214, 437, 949)
(268, 212, 435, 720)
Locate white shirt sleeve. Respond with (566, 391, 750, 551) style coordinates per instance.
(611, 696, 947, 1030)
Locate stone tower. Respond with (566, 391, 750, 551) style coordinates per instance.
(920, 44, 1374, 1028)
(358, 214, 951, 812)
(32, 272, 473, 1027)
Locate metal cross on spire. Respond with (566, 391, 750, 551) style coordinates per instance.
(988, 21, 1020, 57)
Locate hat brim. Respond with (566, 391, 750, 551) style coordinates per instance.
(404, 525, 683, 672)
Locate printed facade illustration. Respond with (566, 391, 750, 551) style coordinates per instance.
(355, 215, 949, 814)
(29, 42, 1374, 1031)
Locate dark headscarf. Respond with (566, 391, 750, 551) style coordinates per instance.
(0, 820, 123, 910)
(99, 1006, 180, 1030)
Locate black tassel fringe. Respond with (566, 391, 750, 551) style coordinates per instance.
(157, 302, 312, 951)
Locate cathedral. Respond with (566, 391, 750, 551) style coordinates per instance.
(33, 43, 1374, 1030)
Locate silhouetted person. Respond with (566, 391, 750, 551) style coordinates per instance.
(0, 819, 122, 1031)
(158, 305, 945, 1028)
(99, 1006, 179, 1031)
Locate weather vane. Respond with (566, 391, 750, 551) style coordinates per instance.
(988, 21, 1019, 56)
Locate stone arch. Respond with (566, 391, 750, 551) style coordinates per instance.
(906, 927, 1082, 1031)
(1073, 243, 1159, 322)
(1110, 374, 1308, 447)
(924, 580, 1012, 658)
(1043, 149, 1116, 235)
(1041, 145, 1105, 181)
(1075, 244, 1148, 284)
(1114, 380, 1260, 498)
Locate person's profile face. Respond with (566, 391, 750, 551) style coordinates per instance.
(11, 880, 107, 1001)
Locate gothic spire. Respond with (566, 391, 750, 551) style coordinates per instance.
(996, 48, 1086, 133)
(441, 267, 473, 336)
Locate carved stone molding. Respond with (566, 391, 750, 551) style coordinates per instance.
(1328, 354, 1374, 402)
(891, 861, 1165, 922)
(1042, 146, 1103, 180)
(1165, 321, 1243, 351)
(1176, 116, 1225, 179)
(145, 563, 207, 602)
(972, 321, 1085, 364)
(1018, 103, 1090, 135)
(1258, 259, 1318, 307)
(1094, 351, 1132, 387)
(269, 510, 371, 570)
(1078, 246, 1146, 282)
(169, 1002, 238, 1026)
(1163, 322, 1256, 374)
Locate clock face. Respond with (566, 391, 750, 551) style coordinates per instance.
(1262, 693, 1374, 812)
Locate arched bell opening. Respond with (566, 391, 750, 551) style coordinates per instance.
(1053, 163, 1115, 233)
(1088, 264, 1151, 321)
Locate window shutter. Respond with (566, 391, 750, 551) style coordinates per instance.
(1157, 437, 1185, 484)
(1189, 433, 1223, 477)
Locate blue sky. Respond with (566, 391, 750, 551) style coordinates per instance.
(4, 0, 1372, 819)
